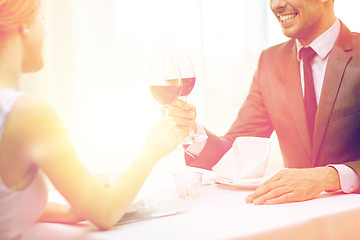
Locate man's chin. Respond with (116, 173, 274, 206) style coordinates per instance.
(281, 27, 298, 40)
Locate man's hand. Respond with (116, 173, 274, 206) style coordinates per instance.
(168, 98, 197, 132)
(245, 167, 341, 205)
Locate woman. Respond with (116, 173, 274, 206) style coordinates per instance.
(0, 0, 192, 239)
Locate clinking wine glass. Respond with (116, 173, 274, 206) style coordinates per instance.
(176, 50, 196, 102)
(175, 50, 201, 144)
(149, 53, 182, 114)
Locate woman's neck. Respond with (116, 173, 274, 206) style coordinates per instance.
(0, 35, 23, 90)
(0, 68, 20, 90)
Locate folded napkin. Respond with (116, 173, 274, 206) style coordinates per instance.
(212, 137, 270, 181)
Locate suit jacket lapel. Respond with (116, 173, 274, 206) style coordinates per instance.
(313, 22, 354, 162)
(284, 41, 313, 161)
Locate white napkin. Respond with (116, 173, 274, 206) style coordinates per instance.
(212, 137, 270, 181)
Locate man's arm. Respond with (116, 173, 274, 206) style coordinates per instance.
(329, 164, 360, 193)
(173, 51, 275, 170)
(344, 161, 360, 190)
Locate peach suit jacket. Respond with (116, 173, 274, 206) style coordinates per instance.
(186, 22, 360, 182)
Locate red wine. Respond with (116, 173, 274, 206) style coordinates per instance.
(180, 77, 196, 96)
(150, 85, 181, 105)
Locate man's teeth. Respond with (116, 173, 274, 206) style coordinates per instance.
(279, 14, 297, 22)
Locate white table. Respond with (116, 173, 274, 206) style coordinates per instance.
(23, 173, 360, 240)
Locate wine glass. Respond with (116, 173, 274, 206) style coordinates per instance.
(149, 53, 182, 114)
(176, 50, 196, 101)
(175, 50, 202, 144)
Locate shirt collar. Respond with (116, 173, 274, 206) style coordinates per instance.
(296, 18, 340, 61)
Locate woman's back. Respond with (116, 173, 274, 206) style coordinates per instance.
(0, 89, 48, 240)
(0, 0, 189, 232)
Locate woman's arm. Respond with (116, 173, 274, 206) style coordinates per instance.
(6, 96, 189, 229)
(38, 174, 110, 224)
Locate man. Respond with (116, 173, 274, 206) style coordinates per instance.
(170, 0, 360, 205)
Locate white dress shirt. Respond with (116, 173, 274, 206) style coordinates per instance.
(186, 18, 359, 193)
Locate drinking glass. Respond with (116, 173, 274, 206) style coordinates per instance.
(149, 53, 182, 114)
(176, 50, 196, 101)
(175, 50, 201, 144)
(173, 172, 203, 199)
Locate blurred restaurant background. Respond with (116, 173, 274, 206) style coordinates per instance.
(21, 0, 360, 179)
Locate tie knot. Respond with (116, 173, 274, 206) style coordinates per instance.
(300, 47, 316, 63)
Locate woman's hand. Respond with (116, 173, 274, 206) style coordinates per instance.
(37, 202, 86, 224)
(141, 98, 198, 161)
(141, 115, 190, 161)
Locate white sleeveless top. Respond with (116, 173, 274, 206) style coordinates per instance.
(0, 89, 48, 240)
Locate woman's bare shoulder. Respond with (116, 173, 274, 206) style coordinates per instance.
(15, 95, 55, 115)
(8, 96, 63, 134)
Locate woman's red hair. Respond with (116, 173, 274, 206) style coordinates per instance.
(0, 0, 41, 40)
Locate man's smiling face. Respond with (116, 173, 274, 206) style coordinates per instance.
(270, 0, 328, 45)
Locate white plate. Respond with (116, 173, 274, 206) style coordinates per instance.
(215, 176, 268, 189)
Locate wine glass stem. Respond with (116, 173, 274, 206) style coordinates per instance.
(162, 105, 169, 116)
(180, 96, 188, 102)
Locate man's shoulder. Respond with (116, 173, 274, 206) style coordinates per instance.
(256, 39, 296, 67)
(262, 39, 295, 56)
(351, 31, 360, 43)
(350, 32, 360, 60)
